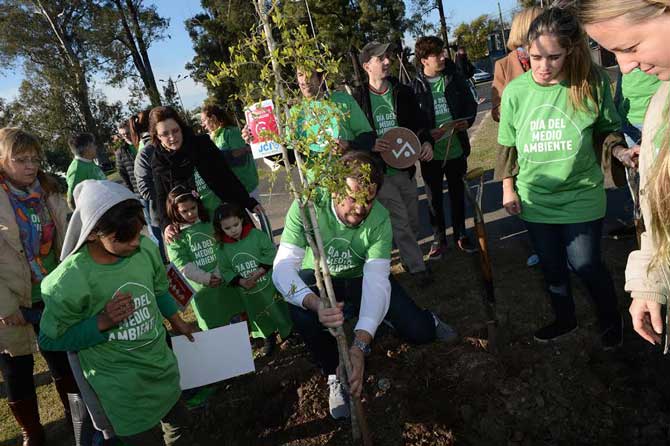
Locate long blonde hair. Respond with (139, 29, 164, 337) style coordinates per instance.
(579, 0, 670, 268)
(0, 127, 59, 194)
(508, 7, 544, 51)
(527, 7, 602, 114)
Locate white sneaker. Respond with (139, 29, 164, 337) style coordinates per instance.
(327, 374, 350, 419)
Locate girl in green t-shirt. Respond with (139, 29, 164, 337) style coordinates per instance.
(165, 186, 244, 330)
(213, 202, 292, 357)
(497, 8, 638, 348)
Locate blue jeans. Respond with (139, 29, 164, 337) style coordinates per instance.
(525, 219, 620, 329)
(141, 199, 167, 263)
(289, 269, 436, 375)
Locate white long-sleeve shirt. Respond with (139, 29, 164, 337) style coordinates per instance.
(272, 242, 391, 337)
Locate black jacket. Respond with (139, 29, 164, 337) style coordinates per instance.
(455, 54, 476, 79)
(114, 144, 137, 193)
(351, 77, 433, 174)
(411, 59, 478, 157)
(151, 132, 259, 230)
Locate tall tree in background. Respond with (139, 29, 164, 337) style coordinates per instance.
(453, 14, 499, 60)
(92, 0, 168, 107)
(0, 0, 103, 142)
(162, 77, 180, 110)
(185, 0, 257, 112)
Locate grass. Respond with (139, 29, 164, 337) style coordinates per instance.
(468, 111, 499, 173)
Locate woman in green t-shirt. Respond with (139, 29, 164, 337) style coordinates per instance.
(497, 8, 637, 347)
(579, 0, 670, 346)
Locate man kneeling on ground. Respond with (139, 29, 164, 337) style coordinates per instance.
(272, 150, 458, 420)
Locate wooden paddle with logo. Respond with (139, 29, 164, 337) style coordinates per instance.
(380, 127, 421, 169)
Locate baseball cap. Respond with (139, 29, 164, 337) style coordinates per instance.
(358, 41, 393, 65)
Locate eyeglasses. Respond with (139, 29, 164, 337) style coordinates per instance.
(157, 128, 182, 140)
(11, 156, 43, 166)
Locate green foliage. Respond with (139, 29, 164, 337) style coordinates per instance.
(453, 14, 500, 60)
(185, 0, 258, 116)
(209, 0, 373, 205)
(162, 77, 181, 110)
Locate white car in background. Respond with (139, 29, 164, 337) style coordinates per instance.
(473, 69, 493, 83)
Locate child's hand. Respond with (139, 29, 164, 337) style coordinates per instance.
(98, 292, 134, 331)
(163, 224, 181, 244)
(250, 268, 266, 282)
(208, 275, 222, 287)
(239, 277, 257, 290)
(169, 315, 197, 342)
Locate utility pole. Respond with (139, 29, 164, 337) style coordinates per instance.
(436, 0, 452, 59)
(497, 1, 508, 54)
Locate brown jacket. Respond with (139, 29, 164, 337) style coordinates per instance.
(491, 52, 527, 122)
(625, 81, 670, 303)
(0, 185, 68, 356)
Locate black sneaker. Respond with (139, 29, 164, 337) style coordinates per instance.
(457, 236, 477, 254)
(601, 316, 624, 351)
(262, 333, 277, 357)
(533, 320, 578, 343)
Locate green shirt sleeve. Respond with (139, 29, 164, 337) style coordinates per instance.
(280, 199, 308, 249)
(223, 127, 247, 150)
(335, 92, 373, 140)
(217, 247, 238, 284)
(145, 237, 169, 297)
(255, 229, 277, 265)
(166, 236, 193, 271)
(594, 73, 623, 135)
(366, 210, 393, 260)
(40, 263, 93, 339)
(156, 292, 178, 318)
(38, 317, 108, 352)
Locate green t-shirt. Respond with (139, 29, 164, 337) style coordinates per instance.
(66, 158, 106, 205)
(369, 85, 400, 176)
(24, 206, 58, 302)
(280, 190, 392, 279)
(194, 169, 221, 219)
(291, 91, 373, 154)
(620, 69, 662, 126)
(40, 237, 180, 437)
(430, 76, 463, 160)
(166, 221, 243, 330)
(212, 126, 259, 194)
(218, 228, 292, 339)
(497, 70, 621, 224)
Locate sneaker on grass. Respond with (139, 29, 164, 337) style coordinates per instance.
(457, 236, 477, 254)
(327, 374, 350, 420)
(533, 320, 578, 343)
(428, 241, 446, 260)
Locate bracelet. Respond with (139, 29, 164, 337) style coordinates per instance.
(352, 337, 371, 356)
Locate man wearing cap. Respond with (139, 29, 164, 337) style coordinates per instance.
(411, 36, 478, 259)
(352, 41, 434, 280)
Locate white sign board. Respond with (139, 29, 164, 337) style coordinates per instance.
(172, 322, 255, 390)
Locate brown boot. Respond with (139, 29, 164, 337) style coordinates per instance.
(8, 397, 46, 446)
(53, 374, 79, 428)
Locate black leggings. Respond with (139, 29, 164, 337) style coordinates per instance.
(0, 322, 72, 402)
(420, 156, 467, 242)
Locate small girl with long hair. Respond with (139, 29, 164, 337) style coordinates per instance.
(497, 7, 637, 348)
(214, 202, 292, 356)
(165, 185, 244, 330)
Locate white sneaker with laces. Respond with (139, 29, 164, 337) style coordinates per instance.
(327, 374, 350, 419)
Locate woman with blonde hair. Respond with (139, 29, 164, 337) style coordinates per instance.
(491, 6, 544, 122)
(578, 0, 670, 345)
(498, 7, 637, 347)
(0, 128, 80, 445)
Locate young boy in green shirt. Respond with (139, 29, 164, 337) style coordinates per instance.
(65, 133, 107, 210)
(39, 180, 197, 445)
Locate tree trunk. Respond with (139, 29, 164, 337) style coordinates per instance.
(33, 0, 107, 163)
(112, 0, 162, 107)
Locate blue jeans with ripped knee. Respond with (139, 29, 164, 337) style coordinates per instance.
(525, 219, 620, 330)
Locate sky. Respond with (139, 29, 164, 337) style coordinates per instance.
(0, 0, 521, 111)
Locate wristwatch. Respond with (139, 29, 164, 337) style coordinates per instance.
(352, 337, 371, 356)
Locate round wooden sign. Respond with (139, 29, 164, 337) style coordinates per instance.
(380, 127, 421, 169)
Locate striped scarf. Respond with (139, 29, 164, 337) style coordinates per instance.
(0, 174, 55, 283)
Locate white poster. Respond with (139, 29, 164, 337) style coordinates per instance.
(244, 99, 283, 159)
(172, 322, 255, 390)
